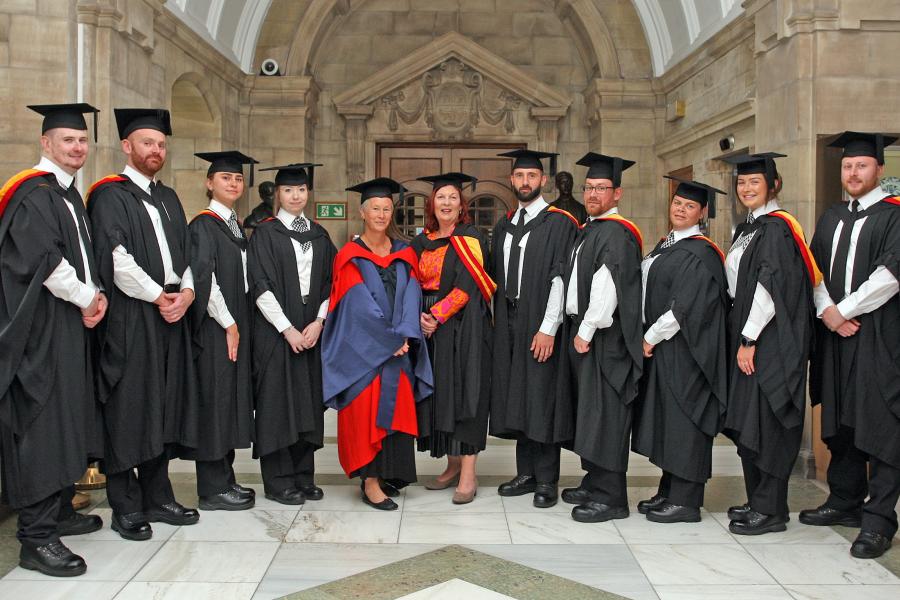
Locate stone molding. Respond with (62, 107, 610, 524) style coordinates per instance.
(655, 99, 755, 157)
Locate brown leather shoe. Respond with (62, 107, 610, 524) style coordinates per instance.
(452, 480, 478, 505)
(423, 474, 460, 490)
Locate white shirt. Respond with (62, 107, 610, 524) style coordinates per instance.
(36, 157, 97, 309)
(502, 197, 564, 336)
(111, 165, 194, 302)
(204, 199, 249, 330)
(565, 208, 619, 341)
(725, 199, 779, 341)
(641, 224, 701, 345)
(255, 209, 329, 333)
(812, 185, 899, 319)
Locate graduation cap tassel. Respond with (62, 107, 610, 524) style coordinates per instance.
(92, 108, 99, 143)
(308, 165, 315, 190)
(249, 162, 255, 188)
(550, 155, 558, 178)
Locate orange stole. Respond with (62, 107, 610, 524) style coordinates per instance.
(192, 209, 225, 223)
(0, 169, 49, 219)
(596, 214, 644, 254)
(688, 235, 726, 262)
(884, 195, 900, 206)
(547, 205, 580, 228)
(768, 210, 823, 287)
(449, 235, 497, 302)
(86, 174, 127, 203)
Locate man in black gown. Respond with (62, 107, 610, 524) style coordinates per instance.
(491, 149, 579, 508)
(803, 131, 900, 559)
(87, 108, 200, 540)
(0, 104, 105, 576)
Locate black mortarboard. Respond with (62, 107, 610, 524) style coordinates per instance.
(724, 152, 786, 189)
(114, 108, 172, 139)
(28, 103, 100, 142)
(497, 149, 558, 177)
(195, 151, 259, 187)
(665, 176, 726, 218)
(346, 177, 406, 202)
(828, 131, 898, 165)
(575, 152, 636, 188)
(259, 163, 322, 188)
(416, 172, 477, 192)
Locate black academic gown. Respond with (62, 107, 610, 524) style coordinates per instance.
(248, 217, 336, 458)
(809, 198, 900, 467)
(723, 214, 815, 479)
(87, 176, 199, 474)
(633, 236, 729, 483)
(411, 224, 493, 453)
(559, 219, 643, 472)
(489, 206, 578, 444)
(0, 172, 102, 508)
(186, 210, 253, 462)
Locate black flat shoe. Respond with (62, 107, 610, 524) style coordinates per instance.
(637, 494, 667, 515)
(361, 491, 398, 511)
(799, 505, 861, 527)
(572, 502, 629, 523)
(19, 541, 86, 577)
(145, 502, 200, 526)
(199, 488, 255, 511)
(360, 481, 400, 498)
(231, 483, 255, 500)
(58, 513, 103, 537)
(646, 502, 701, 523)
(265, 488, 306, 505)
(533, 483, 558, 508)
(850, 530, 892, 559)
(111, 512, 152, 541)
(561, 487, 591, 505)
(727, 503, 752, 521)
(298, 484, 324, 501)
(729, 510, 788, 535)
(497, 475, 536, 497)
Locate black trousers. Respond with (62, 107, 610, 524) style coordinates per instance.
(260, 440, 316, 494)
(824, 427, 900, 538)
(658, 471, 705, 508)
(741, 458, 789, 517)
(515, 439, 560, 484)
(195, 450, 237, 497)
(582, 459, 627, 507)
(106, 452, 175, 516)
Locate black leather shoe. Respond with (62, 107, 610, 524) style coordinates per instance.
(561, 487, 591, 505)
(850, 530, 893, 559)
(637, 494, 667, 515)
(111, 512, 152, 541)
(798, 505, 861, 527)
(361, 491, 398, 511)
(145, 502, 200, 526)
(200, 488, 255, 511)
(497, 475, 536, 497)
(19, 541, 86, 577)
(58, 513, 103, 537)
(533, 483, 558, 508)
(646, 502, 701, 523)
(231, 483, 255, 499)
(729, 510, 788, 535)
(265, 488, 306, 505)
(727, 503, 752, 521)
(359, 481, 400, 498)
(298, 484, 324, 501)
(572, 502, 629, 523)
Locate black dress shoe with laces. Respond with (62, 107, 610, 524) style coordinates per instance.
(851, 530, 892, 559)
(298, 484, 324, 501)
(19, 541, 86, 577)
(497, 475, 536, 497)
(200, 488, 255, 511)
(572, 502, 629, 523)
(231, 483, 256, 500)
(533, 483, 558, 508)
(637, 494, 667, 515)
(561, 487, 591, 505)
(58, 513, 103, 536)
(729, 510, 788, 535)
(646, 502, 701, 523)
(798, 505, 861, 527)
(111, 512, 152, 541)
(727, 503, 752, 521)
(265, 488, 306, 505)
(145, 502, 200, 526)
(361, 491, 398, 511)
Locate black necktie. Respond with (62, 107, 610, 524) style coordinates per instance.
(505, 208, 528, 300)
(827, 199, 858, 302)
(148, 181, 186, 274)
(64, 184, 100, 287)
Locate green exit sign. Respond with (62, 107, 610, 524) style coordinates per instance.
(316, 202, 347, 220)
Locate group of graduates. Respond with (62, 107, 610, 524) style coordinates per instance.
(0, 102, 897, 580)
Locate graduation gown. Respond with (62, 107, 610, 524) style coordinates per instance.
(248, 217, 336, 458)
(0, 170, 102, 508)
(559, 217, 643, 472)
(489, 206, 579, 444)
(411, 224, 495, 452)
(724, 211, 817, 479)
(186, 209, 253, 462)
(809, 197, 900, 467)
(633, 236, 728, 483)
(86, 175, 199, 474)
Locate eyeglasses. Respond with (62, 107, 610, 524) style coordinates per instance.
(582, 185, 612, 194)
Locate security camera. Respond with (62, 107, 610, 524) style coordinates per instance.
(719, 135, 735, 152)
(260, 58, 281, 76)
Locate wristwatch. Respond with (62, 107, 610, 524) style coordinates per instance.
(740, 336, 757, 348)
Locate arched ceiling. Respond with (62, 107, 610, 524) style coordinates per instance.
(164, 0, 743, 77)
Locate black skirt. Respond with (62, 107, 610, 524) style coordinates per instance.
(352, 432, 417, 484)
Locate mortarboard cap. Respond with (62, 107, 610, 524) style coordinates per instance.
(346, 177, 406, 202)
(723, 152, 786, 189)
(665, 175, 726, 218)
(195, 151, 259, 187)
(497, 149, 558, 177)
(828, 131, 898, 165)
(259, 163, 321, 189)
(416, 172, 477, 192)
(28, 103, 100, 142)
(575, 152, 636, 188)
(114, 108, 172, 139)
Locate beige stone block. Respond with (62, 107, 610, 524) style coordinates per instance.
(363, 0, 410, 11)
(460, 0, 494, 11)
(370, 34, 433, 65)
(0, 42, 7, 65)
(0, 13, 9, 41)
(496, 0, 544, 12)
(476, 36, 533, 66)
(459, 13, 506, 37)
(393, 12, 437, 35)
(342, 10, 394, 34)
(37, 0, 68, 17)
(616, 48, 652, 78)
(9, 14, 68, 69)
(405, 0, 458, 10)
(532, 39, 574, 66)
(2, 0, 37, 13)
(433, 11, 457, 34)
(326, 35, 373, 64)
(168, 137, 197, 171)
(512, 13, 566, 37)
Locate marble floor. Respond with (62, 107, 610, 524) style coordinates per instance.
(1, 443, 899, 600)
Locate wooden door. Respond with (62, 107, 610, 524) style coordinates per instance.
(377, 143, 523, 239)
